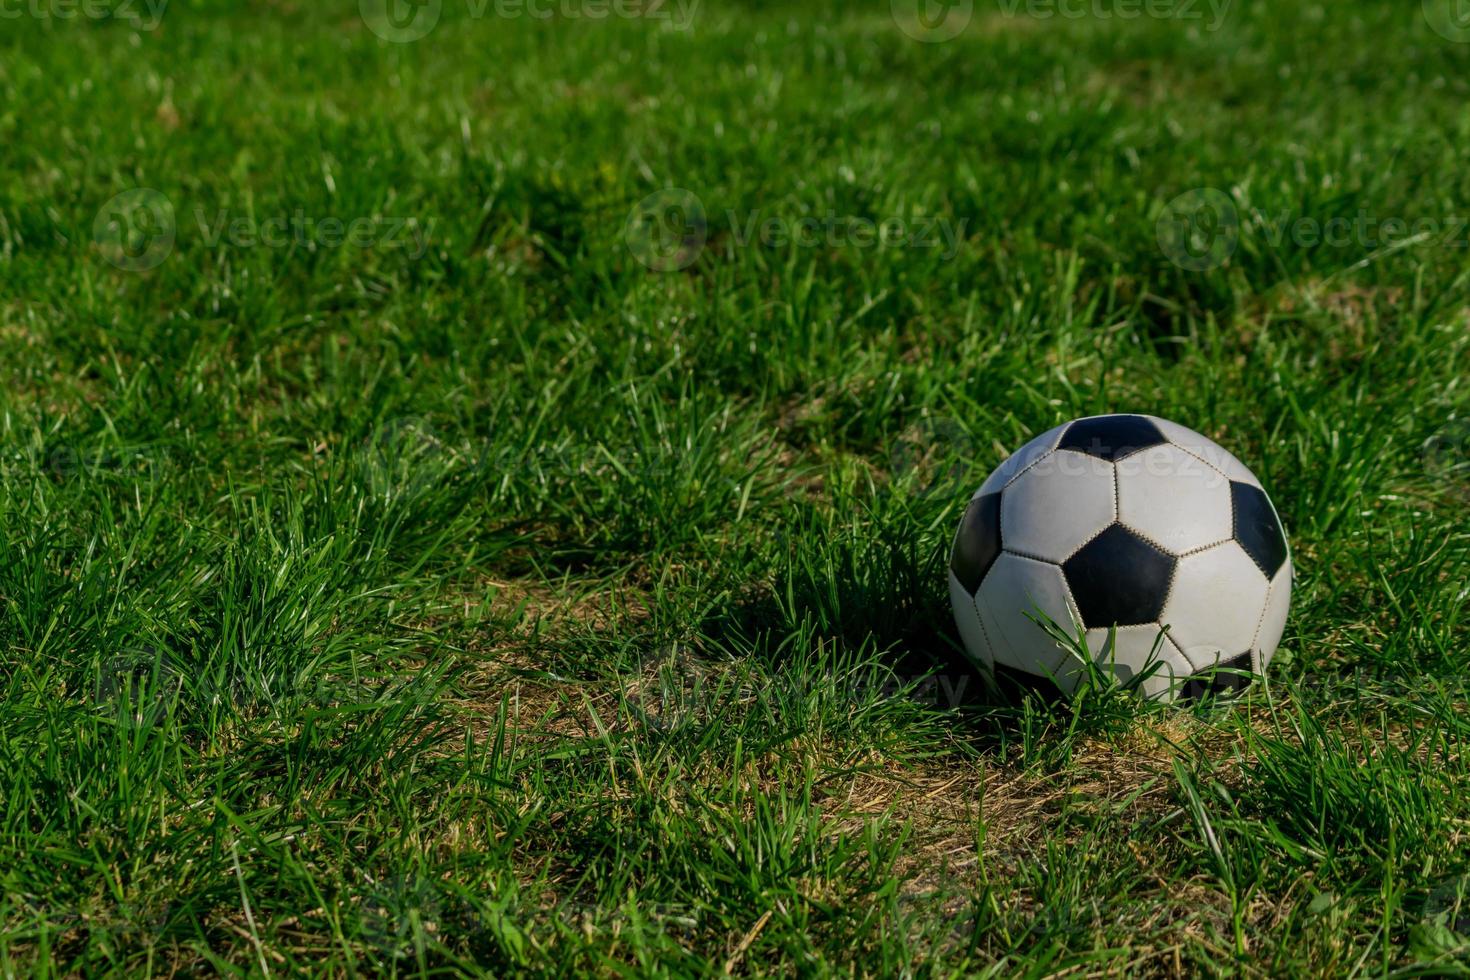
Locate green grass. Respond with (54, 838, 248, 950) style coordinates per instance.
(1, 0, 1468, 975)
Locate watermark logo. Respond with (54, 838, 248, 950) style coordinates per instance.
(46, 445, 85, 481)
(624, 645, 713, 733)
(1426, 875, 1470, 931)
(93, 649, 185, 729)
(360, 0, 442, 42)
(1423, 419, 1470, 497)
(361, 874, 443, 959)
(1157, 187, 1239, 272)
(890, 414, 977, 502)
(1424, 0, 1470, 43)
(892, 0, 973, 42)
(1413, 875, 1470, 961)
(94, 188, 175, 272)
(624, 188, 707, 272)
(360, 416, 452, 502)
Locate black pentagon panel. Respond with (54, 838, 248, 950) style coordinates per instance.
(1231, 481, 1288, 578)
(1062, 524, 1176, 627)
(1180, 652, 1255, 701)
(951, 493, 1003, 595)
(1056, 415, 1166, 462)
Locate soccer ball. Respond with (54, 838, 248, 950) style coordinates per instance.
(948, 414, 1291, 700)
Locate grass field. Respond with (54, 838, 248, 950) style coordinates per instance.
(1, 0, 1469, 975)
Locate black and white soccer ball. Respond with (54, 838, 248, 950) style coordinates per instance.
(948, 415, 1291, 700)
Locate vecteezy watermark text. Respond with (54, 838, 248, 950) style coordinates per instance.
(1158, 187, 1470, 271)
(93, 189, 435, 271)
(623, 188, 970, 271)
(994, 0, 1231, 30)
(727, 209, 968, 257)
(892, 0, 1231, 42)
(1251, 209, 1470, 251)
(0, 0, 167, 29)
(360, 0, 698, 43)
(194, 208, 433, 259)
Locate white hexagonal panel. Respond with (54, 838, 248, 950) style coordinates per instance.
(975, 423, 1069, 496)
(975, 553, 1081, 683)
(1000, 450, 1116, 563)
(948, 568, 995, 669)
(1162, 541, 1272, 670)
(1115, 443, 1234, 555)
(1084, 626, 1192, 700)
(1147, 416, 1263, 489)
(1254, 559, 1293, 665)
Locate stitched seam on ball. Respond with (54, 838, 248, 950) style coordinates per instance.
(1176, 535, 1235, 559)
(1090, 462, 1167, 561)
(1160, 538, 1233, 624)
(1081, 628, 1158, 681)
(1247, 573, 1277, 671)
(1002, 448, 1055, 491)
(1171, 443, 1230, 484)
(1002, 555, 1078, 649)
(1057, 522, 1114, 564)
(1000, 545, 1068, 567)
(1149, 417, 1239, 485)
(1002, 550, 1067, 571)
(1055, 561, 1083, 633)
(1163, 632, 1193, 679)
(1130, 528, 1175, 559)
(1033, 586, 1083, 680)
(1064, 524, 1175, 627)
(1110, 455, 1120, 524)
(1111, 444, 1151, 465)
(1158, 538, 1182, 624)
(1267, 495, 1292, 563)
(1036, 423, 1068, 455)
(1172, 629, 1219, 673)
(1120, 521, 1177, 558)
(972, 592, 997, 667)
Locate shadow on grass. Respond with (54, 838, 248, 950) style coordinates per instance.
(687, 494, 1224, 770)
